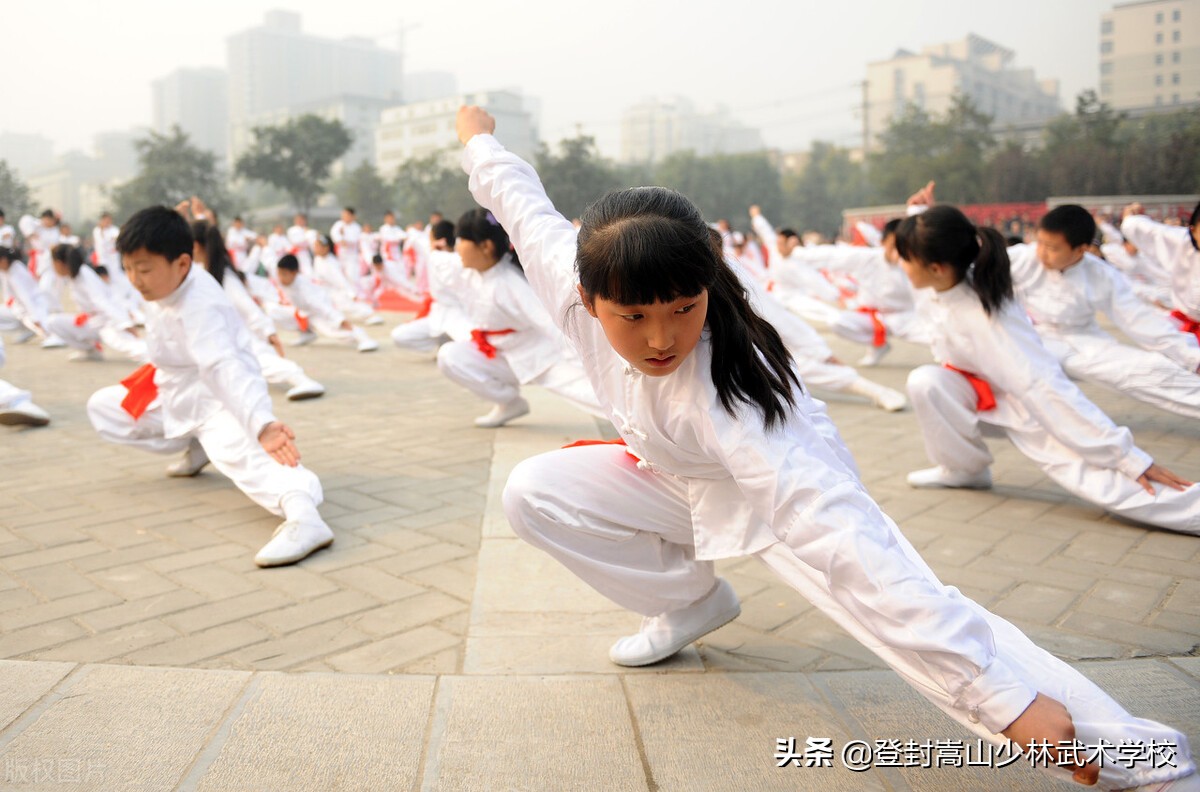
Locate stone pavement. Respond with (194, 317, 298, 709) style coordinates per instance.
(0, 315, 1197, 791)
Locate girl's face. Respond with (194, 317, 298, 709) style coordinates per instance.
(456, 238, 497, 272)
(899, 256, 955, 291)
(579, 288, 709, 378)
(52, 258, 70, 278)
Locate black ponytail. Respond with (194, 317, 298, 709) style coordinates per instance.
(577, 187, 801, 428)
(191, 219, 243, 286)
(894, 205, 1012, 316)
(457, 207, 521, 270)
(51, 243, 85, 278)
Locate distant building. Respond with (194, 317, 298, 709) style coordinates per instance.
(226, 10, 403, 169)
(864, 34, 1061, 150)
(375, 90, 539, 175)
(27, 132, 141, 223)
(1100, 0, 1200, 112)
(619, 97, 765, 165)
(0, 133, 55, 176)
(152, 68, 229, 158)
(403, 72, 459, 105)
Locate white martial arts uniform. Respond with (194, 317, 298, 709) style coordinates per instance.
(463, 132, 1195, 791)
(224, 225, 255, 271)
(750, 213, 844, 326)
(1121, 214, 1200, 341)
(0, 335, 42, 415)
(907, 280, 1200, 533)
(92, 223, 144, 323)
(286, 225, 317, 276)
(87, 265, 322, 515)
(312, 253, 376, 323)
(217, 271, 318, 393)
(391, 250, 475, 353)
(0, 223, 15, 249)
(436, 253, 603, 417)
(44, 265, 147, 361)
(330, 219, 363, 282)
(1009, 245, 1200, 419)
(378, 223, 406, 263)
(275, 273, 372, 347)
(1, 260, 53, 336)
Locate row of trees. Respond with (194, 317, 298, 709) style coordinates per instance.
(7, 92, 1197, 239)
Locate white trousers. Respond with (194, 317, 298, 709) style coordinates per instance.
(249, 336, 310, 388)
(503, 444, 1193, 790)
(269, 305, 368, 346)
(436, 340, 605, 417)
(1041, 329, 1200, 420)
(43, 314, 148, 361)
(907, 365, 1200, 534)
(830, 308, 932, 348)
(391, 317, 445, 353)
(87, 385, 322, 516)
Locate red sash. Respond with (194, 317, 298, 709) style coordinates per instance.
(74, 313, 90, 327)
(562, 437, 640, 463)
(415, 294, 434, 319)
(944, 364, 996, 411)
(858, 307, 887, 347)
(119, 363, 158, 419)
(28, 250, 38, 277)
(471, 328, 516, 359)
(294, 311, 310, 333)
(1170, 310, 1200, 343)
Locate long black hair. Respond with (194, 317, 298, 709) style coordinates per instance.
(191, 219, 243, 286)
(894, 205, 1013, 316)
(51, 243, 86, 278)
(1188, 201, 1199, 252)
(457, 208, 520, 268)
(577, 186, 800, 428)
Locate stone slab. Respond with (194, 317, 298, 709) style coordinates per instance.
(0, 660, 75, 732)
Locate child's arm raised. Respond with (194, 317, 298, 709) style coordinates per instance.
(457, 106, 582, 332)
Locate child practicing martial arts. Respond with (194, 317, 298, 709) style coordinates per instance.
(896, 203, 1200, 536)
(1121, 202, 1200, 345)
(0, 334, 50, 427)
(86, 207, 334, 567)
(272, 255, 380, 353)
(391, 220, 475, 354)
(1009, 205, 1200, 419)
(456, 105, 1196, 792)
(44, 245, 148, 363)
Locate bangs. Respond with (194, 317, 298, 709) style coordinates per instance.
(578, 214, 716, 307)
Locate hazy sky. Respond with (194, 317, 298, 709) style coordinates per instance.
(3, 0, 1110, 161)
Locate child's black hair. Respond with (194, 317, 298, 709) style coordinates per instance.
(372, 254, 383, 265)
(95, 265, 109, 277)
(882, 218, 902, 239)
(117, 206, 193, 261)
(895, 205, 1013, 316)
(0, 247, 12, 262)
(40, 209, 57, 222)
(1038, 205, 1096, 249)
(1005, 235, 1025, 247)
(431, 219, 456, 244)
(191, 219, 243, 286)
(577, 186, 801, 429)
(1189, 201, 1200, 253)
(457, 208, 519, 267)
(778, 227, 799, 240)
(277, 254, 300, 272)
(51, 244, 86, 278)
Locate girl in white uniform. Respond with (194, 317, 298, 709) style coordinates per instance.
(0, 248, 54, 342)
(92, 213, 145, 325)
(1010, 205, 1200, 420)
(896, 204, 1200, 535)
(1121, 202, 1200, 346)
(192, 222, 325, 401)
(391, 221, 474, 354)
(286, 214, 317, 276)
(0, 334, 51, 426)
(87, 207, 333, 567)
(436, 208, 603, 427)
(311, 236, 384, 326)
(457, 105, 1197, 792)
(43, 245, 148, 363)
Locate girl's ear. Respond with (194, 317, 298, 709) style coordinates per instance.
(577, 284, 598, 318)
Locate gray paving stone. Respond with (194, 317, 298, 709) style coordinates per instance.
(0, 660, 75, 732)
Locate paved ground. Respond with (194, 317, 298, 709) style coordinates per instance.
(0, 312, 1197, 791)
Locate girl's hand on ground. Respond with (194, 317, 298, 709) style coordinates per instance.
(259, 421, 300, 467)
(457, 106, 496, 145)
(1001, 694, 1098, 786)
(1136, 463, 1193, 495)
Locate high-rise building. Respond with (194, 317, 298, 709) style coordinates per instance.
(864, 34, 1061, 150)
(226, 10, 403, 169)
(619, 97, 765, 165)
(0, 133, 55, 176)
(1100, 0, 1200, 112)
(375, 90, 539, 175)
(151, 68, 229, 158)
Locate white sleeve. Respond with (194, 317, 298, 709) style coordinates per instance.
(9, 268, 49, 327)
(1093, 258, 1200, 370)
(186, 301, 276, 439)
(698, 406, 1037, 735)
(225, 275, 277, 341)
(787, 244, 876, 274)
(750, 215, 779, 268)
(1120, 215, 1191, 274)
(461, 134, 584, 331)
(81, 269, 133, 330)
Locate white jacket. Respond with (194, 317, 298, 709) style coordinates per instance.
(1121, 215, 1200, 320)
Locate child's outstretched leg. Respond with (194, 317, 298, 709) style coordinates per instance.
(437, 340, 529, 427)
(504, 444, 735, 664)
(905, 363, 994, 488)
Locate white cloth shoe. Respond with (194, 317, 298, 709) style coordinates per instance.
(846, 377, 907, 412)
(0, 401, 51, 426)
(254, 517, 334, 567)
(857, 342, 891, 367)
(609, 578, 741, 667)
(41, 336, 66, 349)
(474, 397, 530, 428)
(166, 437, 209, 477)
(356, 337, 379, 352)
(291, 331, 318, 347)
(285, 377, 325, 401)
(906, 466, 993, 490)
(365, 315, 385, 326)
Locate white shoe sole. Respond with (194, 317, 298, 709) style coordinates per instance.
(609, 603, 742, 667)
(254, 536, 334, 568)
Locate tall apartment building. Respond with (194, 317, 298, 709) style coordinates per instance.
(864, 34, 1060, 150)
(151, 68, 229, 158)
(1100, 0, 1200, 111)
(619, 97, 765, 165)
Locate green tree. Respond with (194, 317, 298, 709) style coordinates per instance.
(235, 115, 353, 213)
(981, 140, 1049, 203)
(1114, 107, 1200, 194)
(1040, 91, 1124, 196)
(535, 135, 631, 220)
(0, 160, 33, 219)
(333, 162, 395, 223)
(110, 127, 235, 223)
(780, 143, 869, 237)
(392, 150, 475, 222)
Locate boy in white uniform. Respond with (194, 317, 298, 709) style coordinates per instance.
(329, 207, 363, 283)
(286, 214, 317, 276)
(86, 207, 334, 567)
(272, 254, 380, 352)
(1121, 202, 1200, 346)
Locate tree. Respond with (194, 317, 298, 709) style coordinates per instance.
(535, 135, 632, 220)
(392, 150, 476, 222)
(0, 160, 33, 219)
(981, 141, 1048, 203)
(333, 162, 395, 223)
(780, 143, 869, 237)
(110, 127, 235, 223)
(1114, 107, 1200, 194)
(1041, 91, 1124, 197)
(235, 115, 353, 213)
